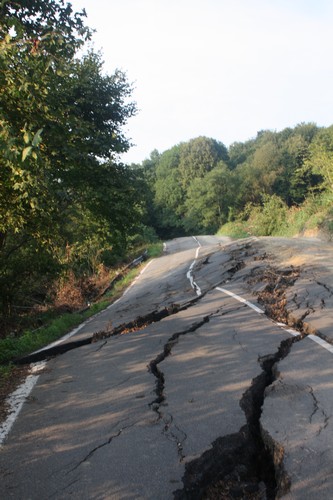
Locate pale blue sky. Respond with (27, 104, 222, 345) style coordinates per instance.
(71, 0, 333, 164)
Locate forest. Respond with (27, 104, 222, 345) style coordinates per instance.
(1, 1, 333, 347)
(137, 125, 333, 240)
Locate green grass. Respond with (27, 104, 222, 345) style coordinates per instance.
(146, 241, 164, 258)
(0, 302, 106, 365)
(0, 242, 164, 367)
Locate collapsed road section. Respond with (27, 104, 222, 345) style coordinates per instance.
(1, 236, 333, 499)
(189, 236, 333, 498)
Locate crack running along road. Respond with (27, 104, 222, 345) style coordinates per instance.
(1, 236, 333, 499)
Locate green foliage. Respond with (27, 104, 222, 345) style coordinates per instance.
(218, 191, 333, 239)
(140, 123, 332, 240)
(1, 0, 332, 336)
(148, 137, 231, 237)
(0, 0, 91, 56)
(217, 221, 250, 239)
(305, 125, 333, 193)
(243, 195, 288, 236)
(146, 241, 164, 258)
(184, 162, 234, 233)
(0, 1, 146, 323)
(0, 242, 161, 363)
(178, 136, 229, 189)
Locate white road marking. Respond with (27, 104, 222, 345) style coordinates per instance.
(0, 362, 46, 447)
(269, 322, 299, 337)
(187, 237, 202, 296)
(192, 236, 202, 247)
(33, 320, 92, 353)
(121, 259, 153, 298)
(187, 264, 202, 296)
(216, 287, 264, 314)
(216, 287, 303, 339)
(0, 258, 155, 446)
(284, 328, 300, 337)
(34, 260, 155, 354)
(215, 287, 333, 352)
(307, 334, 333, 354)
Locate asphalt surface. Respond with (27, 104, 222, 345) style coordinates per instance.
(1, 235, 333, 499)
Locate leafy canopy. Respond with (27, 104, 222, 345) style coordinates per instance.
(0, 0, 140, 317)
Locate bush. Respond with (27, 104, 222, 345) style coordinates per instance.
(217, 191, 333, 240)
(243, 195, 288, 236)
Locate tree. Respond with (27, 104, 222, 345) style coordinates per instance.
(0, 1, 138, 317)
(234, 141, 282, 207)
(305, 126, 333, 194)
(153, 145, 185, 237)
(0, 0, 90, 54)
(275, 124, 319, 204)
(150, 137, 230, 236)
(184, 162, 235, 233)
(178, 136, 229, 189)
(228, 139, 255, 169)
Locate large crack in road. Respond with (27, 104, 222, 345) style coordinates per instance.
(4, 237, 333, 499)
(14, 301, 201, 365)
(171, 239, 332, 499)
(172, 333, 302, 499)
(148, 315, 212, 461)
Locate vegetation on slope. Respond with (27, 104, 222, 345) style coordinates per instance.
(135, 125, 333, 242)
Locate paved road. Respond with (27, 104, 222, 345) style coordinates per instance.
(1, 236, 333, 499)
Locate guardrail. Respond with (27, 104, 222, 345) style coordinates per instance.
(96, 249, 149, 301)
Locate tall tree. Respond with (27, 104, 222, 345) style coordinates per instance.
(184, 162, 235, 233)
(0, 0, 137, 315)
(178, 136, 229, 189)
(305, 126, 333, 194)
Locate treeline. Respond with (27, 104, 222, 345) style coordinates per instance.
(2, 1, 333, 334)
(135, 124, 333, 239)
(0, 1, 152, 329)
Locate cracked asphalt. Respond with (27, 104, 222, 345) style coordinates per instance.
(1, 235, 333, 499)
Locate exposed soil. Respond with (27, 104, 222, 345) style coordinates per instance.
(248, 266, 300, 324)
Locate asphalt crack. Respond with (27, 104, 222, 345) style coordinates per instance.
(49, 478, 80, 498)
(173, 336, 299, 499)
(316, 280, 333, 296)
(148, 315, 211, 461)
(308, 385, 329, 436)
(67, 420, 136, 474)
(162, 412, 188, 462)
(248, 265, 333, 346)
(232, 328, 248, 352)
(14, 300, 205, 365)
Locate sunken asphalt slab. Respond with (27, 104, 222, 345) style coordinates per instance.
(1, 236, 333, 499)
